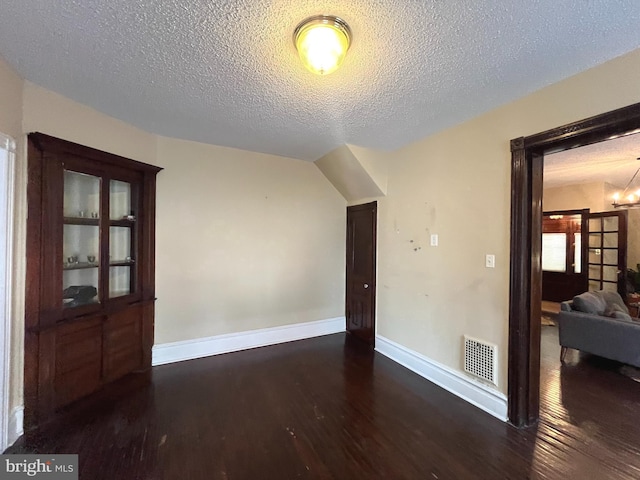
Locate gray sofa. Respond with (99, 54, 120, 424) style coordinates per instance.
(558, 290, 640, 367)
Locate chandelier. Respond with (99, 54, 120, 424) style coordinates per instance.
(612, 158, 640, 208)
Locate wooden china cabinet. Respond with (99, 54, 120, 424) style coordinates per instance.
(25, 133, 162, 428)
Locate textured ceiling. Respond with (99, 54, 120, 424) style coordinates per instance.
(0, 1, 639, 161)
(544, 132, 640, 189)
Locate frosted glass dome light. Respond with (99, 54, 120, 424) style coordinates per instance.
(294, 15, 351, 75)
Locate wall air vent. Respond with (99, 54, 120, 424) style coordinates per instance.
(464, 335, 498, 386)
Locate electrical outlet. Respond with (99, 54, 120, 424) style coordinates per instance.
(430, 234, 438, 246)
(485, 254, 495, 268)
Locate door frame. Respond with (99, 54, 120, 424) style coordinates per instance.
(509, 101, 640, 427)
(345, 201, 377, 346)
(0, 133, 15, 451)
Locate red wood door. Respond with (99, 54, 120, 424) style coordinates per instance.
(541, 210, 588, 302)
(346, 202, 376, 346)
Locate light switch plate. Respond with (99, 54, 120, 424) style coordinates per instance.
(486, 254, 495, 268)
(430, 234, 438, 246)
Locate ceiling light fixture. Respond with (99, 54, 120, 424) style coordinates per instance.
(294, 15, 351, 75)
(612, 157, 640, 208)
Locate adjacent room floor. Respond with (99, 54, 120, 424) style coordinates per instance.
(7, 330, 640, 479)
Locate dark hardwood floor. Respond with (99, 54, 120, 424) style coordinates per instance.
(6, 329, 640, 479)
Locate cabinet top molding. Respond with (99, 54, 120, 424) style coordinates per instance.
(29, 132, 163, 174)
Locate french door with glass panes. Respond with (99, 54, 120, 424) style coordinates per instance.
(587, 211, 628, 296)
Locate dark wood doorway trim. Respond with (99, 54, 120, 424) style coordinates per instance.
(509, 102, 640, 427)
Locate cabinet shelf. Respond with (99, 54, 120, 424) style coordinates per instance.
(109, 218, 136, 227)
(63, 217, 137, 227)
(64, 216, 99, 226)
(63, 262, 99, 270)
(109, 290, 132, 298)
(110, 260, 135, 267)
(62, 298, 100, 308)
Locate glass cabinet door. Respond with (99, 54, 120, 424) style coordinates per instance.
(62, 173, 139, 305)
(63, 170, 101, 308)
(109, 179, 136, 298)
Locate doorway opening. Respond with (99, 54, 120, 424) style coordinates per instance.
(508, 102, 640, 427)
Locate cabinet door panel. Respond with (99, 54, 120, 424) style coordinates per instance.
(54, 319, 102, 408)
(63, 170, 102, 308)
(104, 306, 143, 382)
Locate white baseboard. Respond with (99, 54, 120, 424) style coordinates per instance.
(375, 335, 508, 422)
(6, 406, 23, 449)
(153, 317, 345, 366)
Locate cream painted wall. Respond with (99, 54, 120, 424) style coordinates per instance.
(22, 82, 157, 165)
(314, 145, 384, 202)
(0, 56, 22, 139)
(376, 48, 640, 394)
(154, 136, 345, 343)
(543, 182, 607, 212)
(628, 209, 640, 272)
(346, 144, 389, 195)
(0, 68, 346, 423)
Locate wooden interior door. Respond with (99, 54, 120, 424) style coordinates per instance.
(541, 210, 588, 302)
(587, 211, 628, 296)
(345, 202, 377, 346)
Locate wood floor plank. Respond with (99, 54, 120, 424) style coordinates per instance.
(6, 329, 640, 479)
